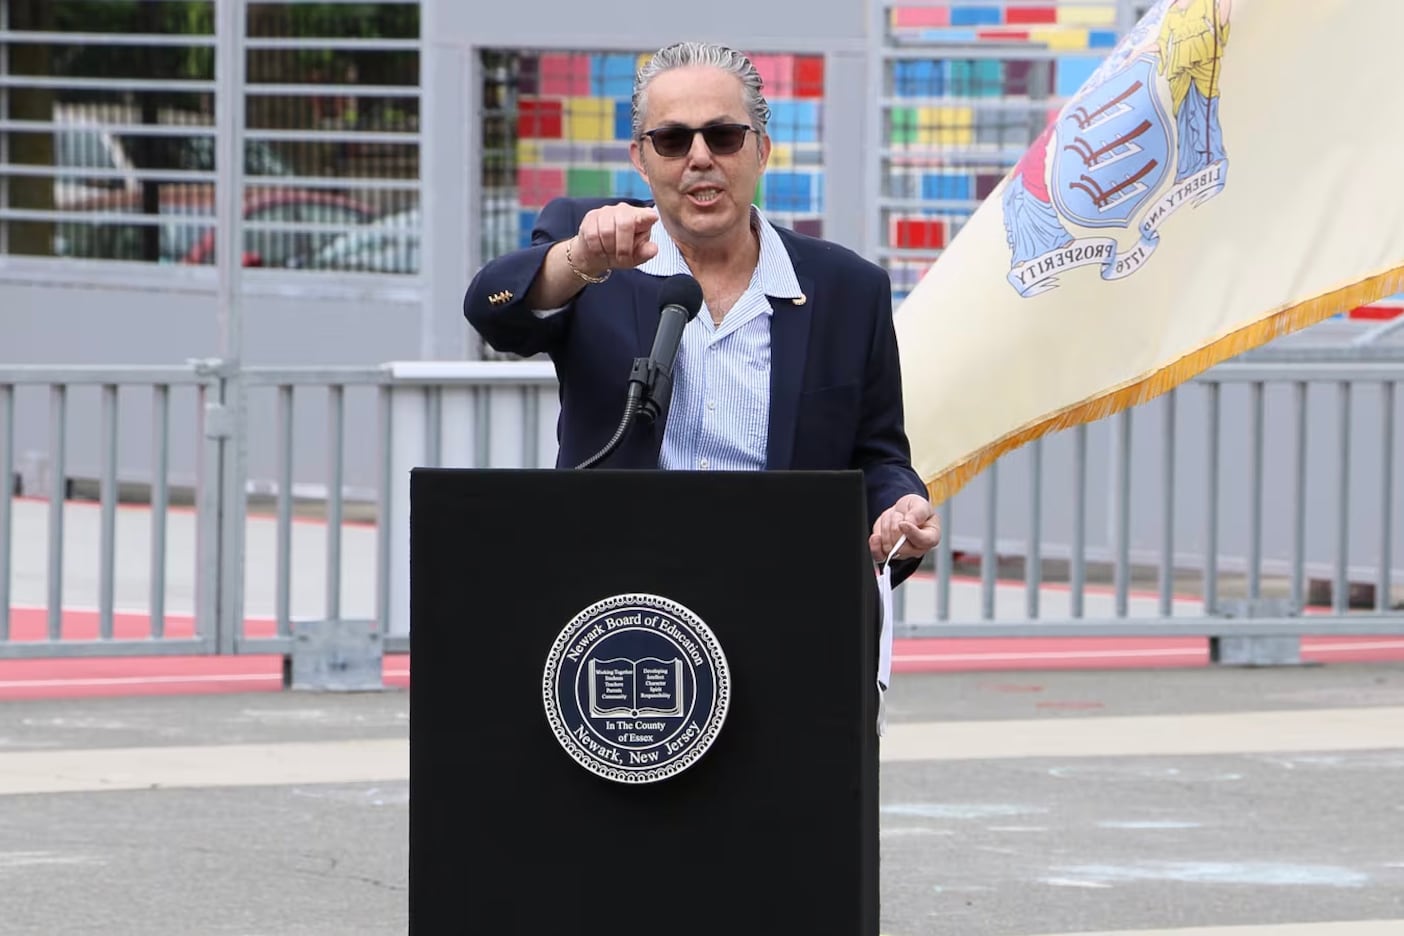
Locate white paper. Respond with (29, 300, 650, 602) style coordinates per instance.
(875, 534, 905, 737)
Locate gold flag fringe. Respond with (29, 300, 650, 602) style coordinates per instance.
(924, 264, 1404, 506)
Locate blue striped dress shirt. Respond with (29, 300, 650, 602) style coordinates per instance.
(638, 210, 804, 471)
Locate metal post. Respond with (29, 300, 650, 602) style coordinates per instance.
(0, 384, 12, 640)
(1334, 382, 1351, 614)
(416, 0, 437, 359)
(377, 385, 394, 640)
(1026, 438, 1042, 619)
(1114, 409, 1132, 618)
(1248, 381, 1264, 601)
(387, 383, 428, 637)
(1159, 389, 1176, 616)
(326, 385, 345, 623)
(474, 386, 491, 468)
(194, 377, 222, 648)
(98, 384, 118, 640)
(936, 497, 952, 621)
(1205, 383, 1220, 613)
(1379, 382, 1396, 612)
(1071, 423, 1087, 618)
(1291, 381, 1307, 612)
(981, 461, 998, 619)
(214, 0, 247, 346)
(522, 385, 539, 469)
(214, 0, 248, 653)
(47, 385, 66, 640)
(275, 385, 294, 636)
(150, 384, 170, 639)
(426, 386, 443, 468)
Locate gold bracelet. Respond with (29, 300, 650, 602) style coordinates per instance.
(564, 236, 611, 285)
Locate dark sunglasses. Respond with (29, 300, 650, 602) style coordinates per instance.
(640, 123, 753, 158)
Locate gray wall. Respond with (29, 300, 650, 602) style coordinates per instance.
(6, 277, 426, 366)
(431, 1, 869, 53)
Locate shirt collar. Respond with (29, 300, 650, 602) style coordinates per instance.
(639, 206, 803, 301)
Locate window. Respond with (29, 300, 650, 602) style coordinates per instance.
(1, 0, 420, 274)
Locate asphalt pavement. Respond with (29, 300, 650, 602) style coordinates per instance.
(1, 664, 1402, 935)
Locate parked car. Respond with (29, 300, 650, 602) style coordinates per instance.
(180, 190, 379, 267)
(51, 106, 310, 263)
(293, 207, 420, 274)
(56, 188, 377, 268)
(53, 112, 293, 213)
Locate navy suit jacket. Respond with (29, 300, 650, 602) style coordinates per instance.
(465, 197, 928, 574)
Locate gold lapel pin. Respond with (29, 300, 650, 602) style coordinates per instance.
(792, 293, 807, 306)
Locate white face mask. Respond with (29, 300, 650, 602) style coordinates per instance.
(875, 533, 906, 738)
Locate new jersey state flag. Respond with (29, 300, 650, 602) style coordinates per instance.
(895, 0, 1404, 504)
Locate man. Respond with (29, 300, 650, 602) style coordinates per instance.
(464, 41, 939, 579)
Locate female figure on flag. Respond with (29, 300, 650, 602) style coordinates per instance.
(1158, 0, 1231, 181)
(1001, 122, 1072, 266)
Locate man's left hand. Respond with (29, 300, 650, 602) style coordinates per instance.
(870, 493, 941, 563)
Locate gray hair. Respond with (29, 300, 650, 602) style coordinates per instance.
(631, 42, 771, 141)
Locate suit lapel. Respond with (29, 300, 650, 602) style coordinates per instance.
(766, 272, 814, 470)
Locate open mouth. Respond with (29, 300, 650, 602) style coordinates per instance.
(687, 188, 723, 205)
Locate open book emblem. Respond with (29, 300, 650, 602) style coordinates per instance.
(588, 657, 686, 719)
(543, 593, 730, 785)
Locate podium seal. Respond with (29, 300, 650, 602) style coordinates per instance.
(543, 593, 730, 784)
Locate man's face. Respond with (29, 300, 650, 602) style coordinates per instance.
(630, 66, 770, 247)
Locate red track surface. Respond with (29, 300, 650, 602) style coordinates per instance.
(2, 606, 1401, 700)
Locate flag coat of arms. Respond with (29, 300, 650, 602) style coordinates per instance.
(895, 0, 1404, 504)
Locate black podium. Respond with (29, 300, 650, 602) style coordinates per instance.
(409, 468, 879, 935)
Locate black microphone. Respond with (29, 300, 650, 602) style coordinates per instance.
(573, 273, 704, 469)
(638, 273, 704, 425)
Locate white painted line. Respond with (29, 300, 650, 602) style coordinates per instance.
(880, 707, 1404, 763)
(3, 706, 1399, 795)
(0, 739, 408, 796)
(1020, 921, 1404, 936)
(1038, 877, 1112, 889)
(0, 850, 103, 870)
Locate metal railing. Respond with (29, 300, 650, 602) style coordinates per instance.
(896, 351, 1403, 639)
(2, 350, 1401, 664)
(0, 362, 221, 657)
(0, 360, 560, 659)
